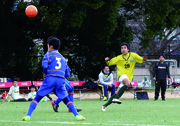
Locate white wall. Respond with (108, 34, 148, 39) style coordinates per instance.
(134, 67, 180, 76)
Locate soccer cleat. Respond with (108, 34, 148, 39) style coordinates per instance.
(69, 108, 82, 112)
(22, 116, 30, 121)
(162, 98, 165, 101)
(76, 115, 85, 121)
(76, 108, 82, 112)
(51, 101, 59, 112)
(7, 100, 11, 102)
(101, 105, 106, 111)
(103, 97, 107, 101)
(112, 98, 122, 104)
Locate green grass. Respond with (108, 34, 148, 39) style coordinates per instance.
(0, 98, 180, 126)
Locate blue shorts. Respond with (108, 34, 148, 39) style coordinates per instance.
(65, 79, 74, 93)
(37, 76, 68, 99)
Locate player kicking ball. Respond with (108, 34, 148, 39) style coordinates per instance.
(101, 43, 147, 111)
(51, 78, 82, 112)
(22, 37, 85, 121)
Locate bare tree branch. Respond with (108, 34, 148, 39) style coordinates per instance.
(170, 44, 180, 53)
(160, 32, 180, 52)
(162, 28, 175, 43)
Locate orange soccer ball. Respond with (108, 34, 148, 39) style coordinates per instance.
(25, 5, 38, 18)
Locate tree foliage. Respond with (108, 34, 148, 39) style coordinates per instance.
(121, 0, 180, 56)
(0, 0, 41, 80)
(37, 0, 133, 80)
(0, 0, 133, 80)
(64, 15, 133, 79)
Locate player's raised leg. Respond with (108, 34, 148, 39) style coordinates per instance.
(22, 94, 44, 121)
(22, 76, 55, 121)
(51, 96, 85, 120)
(101, 75, 129, 111)
(67, 92, 82, 112)
(101, 93, 117, 111)
(63, 97, 85, 120)
(52, 79, 82, 113)
(52, 79, 85, 121)
(65, 80, 82, 112)
(52, 96, 85, 120)
(112, 75, 130, 103)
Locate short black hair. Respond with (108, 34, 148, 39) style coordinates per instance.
(29, 85, 36, 89)
(12, 76, 18, 82)
(120, 43, 130, 50)
(47, 36, 61, 50)
(159, 54, 165, 58)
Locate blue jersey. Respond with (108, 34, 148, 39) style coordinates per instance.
(42, 50, 71, 78)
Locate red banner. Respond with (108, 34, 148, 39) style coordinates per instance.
(69, 81, 85, 86)
(131, 81, 138, 86)
(0, 81, 137, 88)
(0, 82, 13, 88)
(33, 81, 43, 86)
(0, 81, 31, 88)
(33, 81, 86, 87)
(113, 81, 120, 86)
(18, 81, 32, 87)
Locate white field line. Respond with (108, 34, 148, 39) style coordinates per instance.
(0, 120, 129, 125)
(109, 120, 173, 125)
(0, 120, 173, 126)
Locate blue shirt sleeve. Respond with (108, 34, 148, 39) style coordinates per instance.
(42, 53, 48, 74)
(65, 65, 71, 78)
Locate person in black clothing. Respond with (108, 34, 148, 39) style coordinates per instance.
(153, 55, 170, 101)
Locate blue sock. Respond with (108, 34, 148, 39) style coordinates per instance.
(26, 94, 43, 117)
(26, 102, 37, 117)
(54, 97, 62, 104)
(69, 94, 74, 103)
(68, 103, 79, 116)
(63, 97, 79, 116)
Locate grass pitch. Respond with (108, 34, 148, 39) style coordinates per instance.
(0, 98, 180, 126)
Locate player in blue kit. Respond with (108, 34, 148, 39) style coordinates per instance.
(51, 79, 82, 112)
(22, 37, 85, 121)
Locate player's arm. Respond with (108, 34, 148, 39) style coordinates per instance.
(105, 57, 119, 66)
(133, 53, 147, 63)
(42, 54, 48, 75)
(166, 64, 171, 79)
(65, 71, 70, 78)
(153, 64, 157, 81)
(65, 64, 71, 78)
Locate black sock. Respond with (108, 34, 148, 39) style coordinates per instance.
(14, 98, 27, 102)
(115, 85, 128, 99)
(46, 94, 52, 100)
(103, 94, 116, 107)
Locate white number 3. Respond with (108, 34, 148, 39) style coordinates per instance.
(55, 57, 61, 69)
